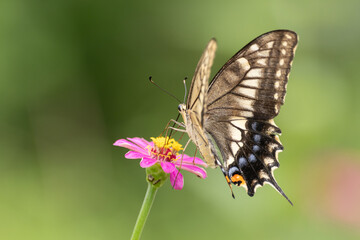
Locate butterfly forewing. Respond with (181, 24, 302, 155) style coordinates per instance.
(187, 39, 217, 125)
(179, 39, 218, 168)
(206, 30, 297, 119)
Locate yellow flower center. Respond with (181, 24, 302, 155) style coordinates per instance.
(149, 137, 183, 162)
(151, 137, 183, 151)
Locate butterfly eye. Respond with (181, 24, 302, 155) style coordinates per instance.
(178, 104, 185, 112)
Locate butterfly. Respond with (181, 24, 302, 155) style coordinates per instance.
(178, 30, 298, 204)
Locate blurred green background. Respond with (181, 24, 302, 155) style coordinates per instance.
(1, 0, 360, 239)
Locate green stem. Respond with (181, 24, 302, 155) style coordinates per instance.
(130, 183, 158, 240)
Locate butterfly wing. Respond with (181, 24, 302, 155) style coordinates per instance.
(203, 30, 298, 201)
(181, 39, 218, 167)
(187, 39, 217, 126)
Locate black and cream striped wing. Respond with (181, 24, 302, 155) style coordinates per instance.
(204, 30, 298, 201)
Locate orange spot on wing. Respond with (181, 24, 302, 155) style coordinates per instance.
(231, 174, 245, 186)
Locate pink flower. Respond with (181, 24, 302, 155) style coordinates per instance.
(113, 137, 207, 190)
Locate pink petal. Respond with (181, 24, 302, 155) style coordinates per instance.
(160, 162, 176, 173)
(175, 163, 207, 179)
(113, 138, 148, 155)
(127, 137, 151, 149)
(170, 169, 184, 190)
(125, 151, 147, 159)
(140, 157, 157, 168)
(179, 154, 207, 167)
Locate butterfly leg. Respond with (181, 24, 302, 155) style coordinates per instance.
(169, 119, 185, 128)
(177, 138, 192, 168)
(172, 138, 192, 189)
(168, 127, 186, 132)
(166, 119, 187, 134)
(160, 118, 186, 139)
(192, 147, 198, 165)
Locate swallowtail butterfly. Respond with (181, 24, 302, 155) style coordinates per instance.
(178, 30, 298, 204)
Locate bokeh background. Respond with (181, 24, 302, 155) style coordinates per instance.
(1, 0, 360, 239)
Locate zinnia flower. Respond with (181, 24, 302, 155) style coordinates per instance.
(113, 137, 207, 189)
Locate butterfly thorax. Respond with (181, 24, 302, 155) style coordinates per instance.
(178, 104, 217, 168)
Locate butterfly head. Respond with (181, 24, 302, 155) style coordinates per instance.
(177, 103, 187, 113)
(177, 103, 189, 131)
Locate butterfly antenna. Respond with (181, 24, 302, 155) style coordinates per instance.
(183, 77, 188, 103)
(149, 76, 181, 103)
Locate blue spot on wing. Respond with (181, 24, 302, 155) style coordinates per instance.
(239, 157, 247, 168)
(251, 122, 258, 131)
(254, 134, 261, 143)
(249, 154, 257, 163)
(252, 145, 260, 152)
(229, 166, 239, 176)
